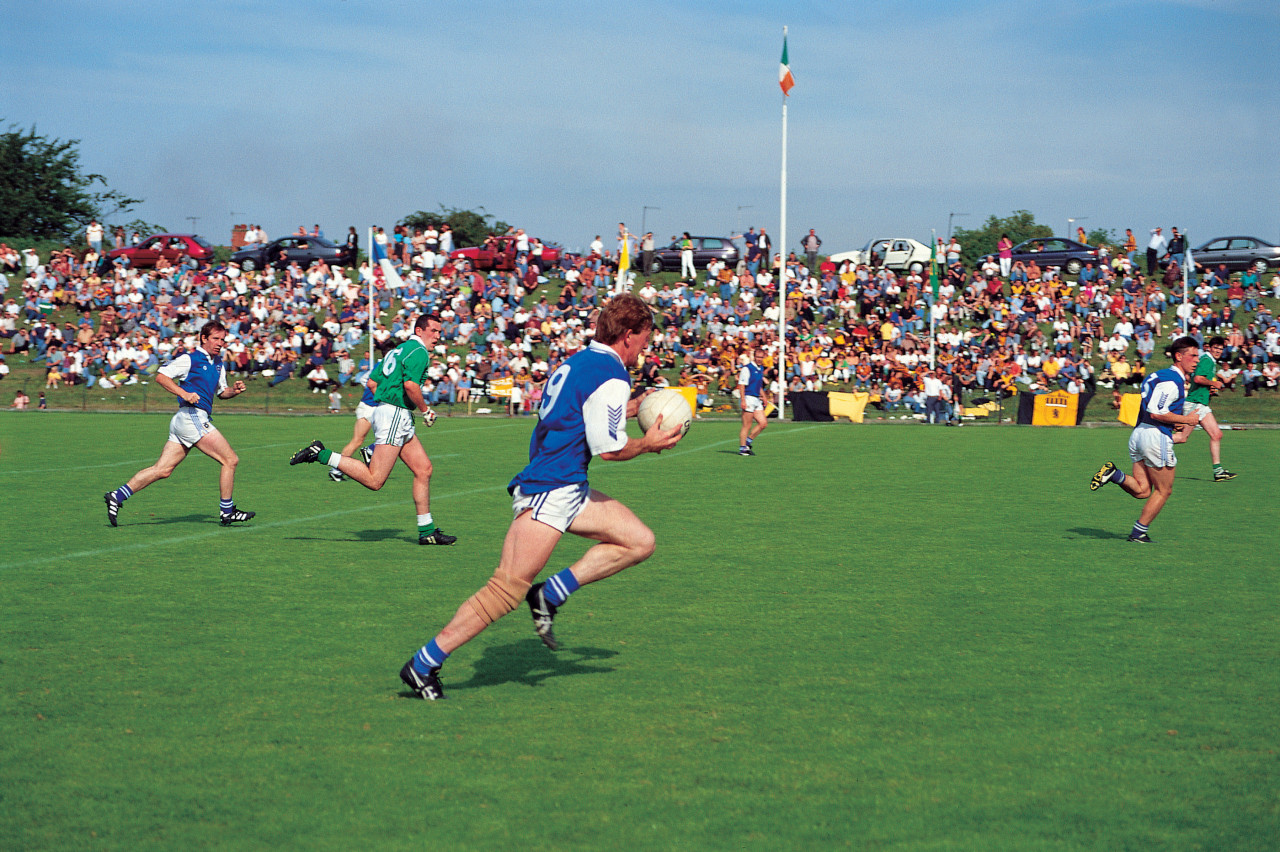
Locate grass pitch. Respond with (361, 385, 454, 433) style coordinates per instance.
(1, 413, 1277, 850)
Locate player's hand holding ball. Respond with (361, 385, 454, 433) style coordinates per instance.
(422, 408, 437, 427)
(637, 388, 691, 454)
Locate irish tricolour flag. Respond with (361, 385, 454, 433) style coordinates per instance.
(779, 35, 794, 96)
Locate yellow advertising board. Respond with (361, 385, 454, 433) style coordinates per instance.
(1031, 390, 1078, 426)
(672, 386, 698, 414)
(488, 376, 513, 398)
(1117, 393, 1140, 427)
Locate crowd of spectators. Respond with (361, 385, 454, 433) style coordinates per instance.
(2, 227, 1279, 417)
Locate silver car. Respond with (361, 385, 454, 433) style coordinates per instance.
(1188, 236, 1280, 274)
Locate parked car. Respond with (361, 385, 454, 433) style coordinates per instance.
(829, 238, 932, 273)
(449, 237, 563, 271)
(1007, 237, 1100, 275)
(647, 236, 740, 275)
(106, 233, 216, 268)
(1183, 236, 1280, 274)
(230, 235, 355, 271)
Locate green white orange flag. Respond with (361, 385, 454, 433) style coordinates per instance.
(929, 239, 939, 301)
(779, 36, 794, 96)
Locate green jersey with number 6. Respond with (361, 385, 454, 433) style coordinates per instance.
(373, 338, 429, 410)
(1185, 353, 1217, 406)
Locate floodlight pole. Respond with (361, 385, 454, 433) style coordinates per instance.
(947, 212, 968, 241)
(642, 206, 660, 237)
(1068, 216, 1088, 239)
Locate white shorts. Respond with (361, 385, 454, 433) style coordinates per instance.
(355, 401, 378, 423)
(1129, 425, 1177, 468)
(168, 407, 218, 449)
(1183, 401, 1212, 423)
(369, 404, 416, 448)
(743, 395, 764, 413)
(511, 482, 590, 533)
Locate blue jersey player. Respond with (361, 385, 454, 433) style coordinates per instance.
(737, 347, 769, 455)
(103, 321, 254, 527)
(1090, 336, 1201, 543)
(400, 294, 685, 700)
(327, 358, 381, 482)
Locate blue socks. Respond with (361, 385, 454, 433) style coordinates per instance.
(112, 484, 134, 503)
(413, 638, 449, 675)
(544, 567, 580, 607)
(219, 498, 234, 515)
(1131, 520, 1149, 538)
(1109, 467, 1126, 485)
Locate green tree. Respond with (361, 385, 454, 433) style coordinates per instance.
(952, 210, 1052, 267)
(0, 122, 142, 241)
(399, 205, 511, 249)
(1085, 227, 1116, 249)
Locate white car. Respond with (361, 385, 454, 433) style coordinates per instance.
(829, 238, 933, 273)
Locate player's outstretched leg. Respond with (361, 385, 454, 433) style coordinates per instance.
(290, 439, 325, 465)
(526, 582, 560, 650)
(1090, 461, 1118, 491)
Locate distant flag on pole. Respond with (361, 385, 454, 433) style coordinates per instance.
(779, 35, 794, 96)
(371, 231, 405, 291)
(616, 231, 631, 293)
(929, 238, 939, 301)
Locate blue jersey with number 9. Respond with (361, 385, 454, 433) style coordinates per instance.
(508, 341, 630, 494)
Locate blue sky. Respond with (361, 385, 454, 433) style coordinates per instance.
(4, 0, 1277, 253)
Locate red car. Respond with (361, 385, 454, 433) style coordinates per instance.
(450, 237, 562, 271)
(107, 233, 216, 268)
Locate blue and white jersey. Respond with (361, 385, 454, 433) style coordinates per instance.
(509, 340, 630, 494)
(361, 359, 381, 407)
(738, 362, 765, 399)
(1136, 366, 1187, 437)
(159, 346, 227, 414)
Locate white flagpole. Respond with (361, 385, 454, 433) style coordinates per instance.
(1181, 234, 1190, 336)
(928, 228, 937, 370)
(777, 26, 788, 417)
(367, 226, 375, 372)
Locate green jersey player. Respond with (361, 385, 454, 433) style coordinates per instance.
(1172, 335, 1235, 481)
(290, 314, 456, 544)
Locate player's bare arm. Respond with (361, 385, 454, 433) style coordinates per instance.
(156, 372, 199, 406)
(403, 379, 428, 413)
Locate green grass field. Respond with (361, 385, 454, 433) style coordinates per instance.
(1, 413, 1277, 850)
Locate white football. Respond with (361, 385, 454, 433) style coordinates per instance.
(637, 388, 693, 436)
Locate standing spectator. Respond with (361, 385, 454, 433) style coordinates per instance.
(86, 220, 104, 254)
(1123, 228, 1137, 265)
(946, 237, 962, 266)
(1146, 228, 1167, 277)
(997, 233, 1013, 279)
(328, 388, 342, 413)
(640, 232, 655, 276)
(802, 229, 822, 272)
(679, 232, 696, 280)
(1167, 227, 1186, 269)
